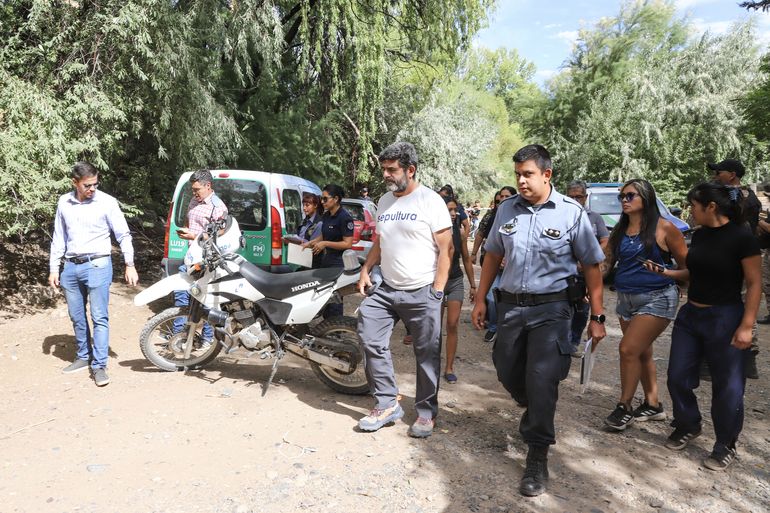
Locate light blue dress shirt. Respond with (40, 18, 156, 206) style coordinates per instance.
(49, 190, 134, 273)
(484, 187, 604, 294)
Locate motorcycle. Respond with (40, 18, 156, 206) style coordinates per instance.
(133, 216, 369, 395)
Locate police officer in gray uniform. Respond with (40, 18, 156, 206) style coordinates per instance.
(472, 145, 607, 497)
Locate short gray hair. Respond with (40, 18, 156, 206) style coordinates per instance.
(567, 180, 587, 194)
(189, 169, 214, 186)
(378, 142, 419, 174)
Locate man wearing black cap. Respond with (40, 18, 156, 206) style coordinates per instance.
(358, 187, 370, 200)
(710, 158, 763, 378)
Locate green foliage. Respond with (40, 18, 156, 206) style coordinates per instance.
(529, 0, 770, 205)
(0, 0, 494, 237)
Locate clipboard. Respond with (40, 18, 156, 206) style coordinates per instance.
(287, 241, 313, 268)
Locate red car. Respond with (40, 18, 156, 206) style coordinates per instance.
(341, 198, 377, 256)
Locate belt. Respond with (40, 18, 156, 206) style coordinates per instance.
(495, 288, 569, 307)
(66, 254, 111, 264)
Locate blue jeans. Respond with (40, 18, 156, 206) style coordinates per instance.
(173, 264, 213, 341)
(486, 272, 502, 333)
(668, 302, 746, 450)
(60, 257, 113, 369)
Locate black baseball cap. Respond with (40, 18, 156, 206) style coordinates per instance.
(361, 187, 368, 192)
(707, 159, 745, 177)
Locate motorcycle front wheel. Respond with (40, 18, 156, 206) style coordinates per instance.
(139, 307, 222, 371)
(309, 316, 370, 395)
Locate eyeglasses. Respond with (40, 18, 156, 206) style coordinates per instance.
(617, 192, 639, 202)
(320, 196, 332, 203)
(82, 182, 100, 190)
(568, 194, 586, 200)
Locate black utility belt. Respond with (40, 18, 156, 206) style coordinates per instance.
(495, 288, 569, 307)
(66, 254, 111, 264)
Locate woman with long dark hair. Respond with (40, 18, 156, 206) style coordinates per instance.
(442, 196, 476, 383)
(304, 183, 354, 318)
(658, 183, 760, 470)
(604, 179, 687, 431)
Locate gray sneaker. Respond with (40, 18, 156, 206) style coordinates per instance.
(358, 404, 404, 432)
(62, 359, 89, 374)
(93, 368, 110, 387)
(407, 417, 435, 438)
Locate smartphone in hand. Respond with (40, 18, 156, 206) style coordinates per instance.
(635, 256, 664, 273)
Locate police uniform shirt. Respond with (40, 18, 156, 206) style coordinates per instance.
(484, 187, 604, 294)
(320, 207, 355, 267)
(585, 209, 610, 240)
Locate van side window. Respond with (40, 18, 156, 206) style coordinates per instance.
(175, 182, 268, 231)
(283, 189, 302, 235)
(215, 179, 267, 231)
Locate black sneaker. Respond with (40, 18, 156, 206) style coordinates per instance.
(632, 401, 666, 422)
(483, 330, 497, 343)
(703, 447, 737, 471)
(665, 426, 702, 450)
(605, 403, 635, 431)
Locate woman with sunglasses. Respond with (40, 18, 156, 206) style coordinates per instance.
(442, 196, 477, 383)
(304, 184, 354, 318)
(658, 183, 760, 469)
(604, 179, 687, 431)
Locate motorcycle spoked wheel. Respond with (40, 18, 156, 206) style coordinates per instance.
(139, 307, 222, 371)
(309, 316, 370, 395)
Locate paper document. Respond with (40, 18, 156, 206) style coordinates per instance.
(579, 338, 595, 395)
(287, 241, 313, 268)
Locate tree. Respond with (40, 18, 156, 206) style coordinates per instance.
(740, 1, 770, 12)
(529, 1, 769, 203)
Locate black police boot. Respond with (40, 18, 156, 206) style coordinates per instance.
(519, 445, 549, 497)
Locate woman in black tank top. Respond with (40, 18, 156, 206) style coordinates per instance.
(442, 196, 476, 383)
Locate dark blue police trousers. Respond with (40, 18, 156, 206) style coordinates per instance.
(493, 300, 573, 447)
(668, 302, 746, 450)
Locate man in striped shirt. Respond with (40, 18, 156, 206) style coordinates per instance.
(173, 169, 228, 346)
(49, 162, 139, 386)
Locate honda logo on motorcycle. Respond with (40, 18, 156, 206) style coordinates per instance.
(291, 281, 320, 293)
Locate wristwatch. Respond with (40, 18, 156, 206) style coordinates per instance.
(590, 314, 606, 324)
(431, 287, 444, 300)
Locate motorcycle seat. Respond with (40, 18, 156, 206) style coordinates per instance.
(238, 261, 344, 300)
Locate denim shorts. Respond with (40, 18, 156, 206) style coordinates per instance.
(615, 283, 679, 321)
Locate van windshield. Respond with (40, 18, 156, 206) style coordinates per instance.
(175, 178, 267, 231)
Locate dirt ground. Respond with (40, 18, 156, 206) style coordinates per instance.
(1, 260, 769, 513)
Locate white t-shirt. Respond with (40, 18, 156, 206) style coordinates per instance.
(376, 185, 452, 289)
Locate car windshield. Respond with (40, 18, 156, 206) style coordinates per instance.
(590, 191, 673, 217)
(589, 192, 620, 215)
(343, 203, 365, 222)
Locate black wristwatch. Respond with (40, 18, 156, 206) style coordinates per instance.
(431, 287, 444, 300)
(590, 314, 606, 324)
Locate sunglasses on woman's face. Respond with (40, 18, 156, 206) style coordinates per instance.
(618, 192, 639, 203)
(320, 196, 332, 203)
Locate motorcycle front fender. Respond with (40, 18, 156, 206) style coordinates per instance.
(134, 273, 195, 306)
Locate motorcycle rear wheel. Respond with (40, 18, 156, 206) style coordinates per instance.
(139, 307, 222, 371)
(309, 316, 369, 395)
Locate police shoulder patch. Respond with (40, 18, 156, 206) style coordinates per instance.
(347, 221, 354, 230)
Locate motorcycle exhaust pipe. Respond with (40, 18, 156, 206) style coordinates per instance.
(207, 308, 229, 327)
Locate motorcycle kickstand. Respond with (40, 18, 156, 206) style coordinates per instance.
(261, 348, 284, 397)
